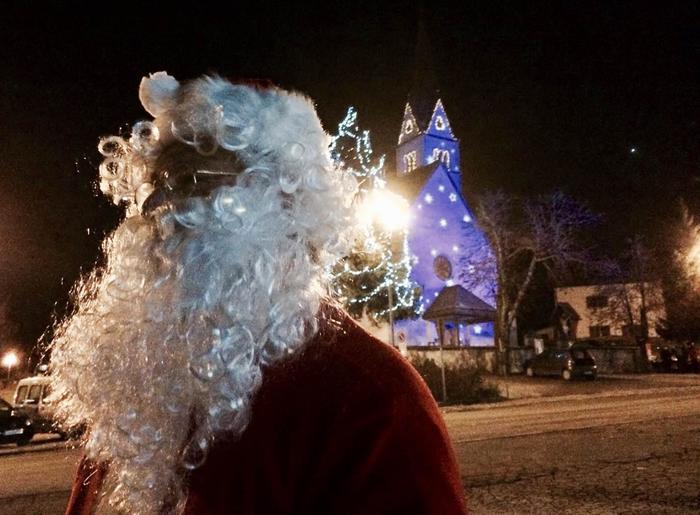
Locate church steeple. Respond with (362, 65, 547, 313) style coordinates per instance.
(396, 8, 460, 177)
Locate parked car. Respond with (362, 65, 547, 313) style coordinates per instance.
(0, 397, 34, 446)
(13, 376, 62, 436)
(524, 347, 597, 380)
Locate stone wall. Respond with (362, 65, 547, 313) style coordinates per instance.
(406, 345, 642, 374)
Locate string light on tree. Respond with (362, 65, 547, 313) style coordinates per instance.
(328, 107, 421, 325)
(329, 106, 386, 192)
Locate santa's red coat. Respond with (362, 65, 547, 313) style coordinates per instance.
(66, 307, 468, 514)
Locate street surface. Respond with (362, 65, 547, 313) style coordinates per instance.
(1, 375, 698, 514)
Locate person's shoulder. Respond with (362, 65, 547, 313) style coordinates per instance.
(297, 306, 437, 412)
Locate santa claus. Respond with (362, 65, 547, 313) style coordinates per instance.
(49, 72, 467, 514)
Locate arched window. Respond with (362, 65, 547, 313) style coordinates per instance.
(403, 151, 417, 172)
(440, 150, 450, 167)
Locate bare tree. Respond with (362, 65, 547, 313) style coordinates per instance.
(460, 191, 597, 375)
(593, 236, 664, 341)
(0, 299, 20, 344)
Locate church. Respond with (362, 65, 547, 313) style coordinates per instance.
(388, 96, 497, 348)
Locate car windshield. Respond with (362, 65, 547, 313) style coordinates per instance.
(27, 385, 42, 403)
(572, 349, 592, 360)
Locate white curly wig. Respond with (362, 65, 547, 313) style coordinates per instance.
(48, 72, 356, 514)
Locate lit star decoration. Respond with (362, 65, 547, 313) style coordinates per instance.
(449, 193, 457, 202)
(424, 193, 433, 204)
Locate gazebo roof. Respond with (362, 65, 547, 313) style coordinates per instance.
(423, 285, 496, 323)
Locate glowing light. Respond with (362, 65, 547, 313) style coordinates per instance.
(445, 279, 455, 287)
(357, 189, 410, 232)
(438, 185, 445, 192)
(463, 214, 472, 223)
(1, 352, 18, 368)
(473, 324, 482, 335)
(330, 107, 419, 322)
(424, 193, 433, 204)
(439, 218, 447, 227)
(449, 193, 457, 202)
(630, 147, 637, 153)
(452, 245, 459, 252)
(430, 249, 438, 257)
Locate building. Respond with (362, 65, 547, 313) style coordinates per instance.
(555, 283, 666, 341)
(388, 96, 496, 347)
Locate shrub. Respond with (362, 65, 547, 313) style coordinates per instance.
(410, 353, 501, 405)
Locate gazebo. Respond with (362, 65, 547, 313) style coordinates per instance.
(422, 285, 496, 401)
(423, 285, 496, 347)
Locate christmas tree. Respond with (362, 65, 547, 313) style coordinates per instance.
(329, 107, 421, 323)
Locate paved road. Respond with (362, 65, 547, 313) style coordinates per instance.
(1, 382, 699, 514)
(449, 387, 700, 514)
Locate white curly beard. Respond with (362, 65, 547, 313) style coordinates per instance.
(49, 176, 346, 513)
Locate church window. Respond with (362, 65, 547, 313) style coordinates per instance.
(404, 151, 417, 172)
(440, 150, 450, 167)
(404, 119, 414, 134)
(433, 255, 453, 280)
(435, 116, 445, 131)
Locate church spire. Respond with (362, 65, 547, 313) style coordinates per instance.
(408, 5, 441, 131)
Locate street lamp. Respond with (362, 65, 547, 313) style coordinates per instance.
(2, 351, 18, 381)
(359, 189, 410, 354)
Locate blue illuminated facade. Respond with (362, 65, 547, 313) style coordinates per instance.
(392, 98, 495, 347)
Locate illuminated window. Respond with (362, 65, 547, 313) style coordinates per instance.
(440, 150, 450, 167)
(404, 119, 413, 134)
(404, 151, 418, 172)
(435, 116, 445, 131)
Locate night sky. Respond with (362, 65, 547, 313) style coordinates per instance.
(1, 2, 699, 352)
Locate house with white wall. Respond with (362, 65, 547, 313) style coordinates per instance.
(555, 283, 666, 341)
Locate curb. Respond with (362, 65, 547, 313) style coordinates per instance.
(0, 439, 79, 457)
(440, 384, 700, 414)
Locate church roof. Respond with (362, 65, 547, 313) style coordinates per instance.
(423, 285, 496, 322)
(387, 162, 440, 201)
(387, 162, 461, 203)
